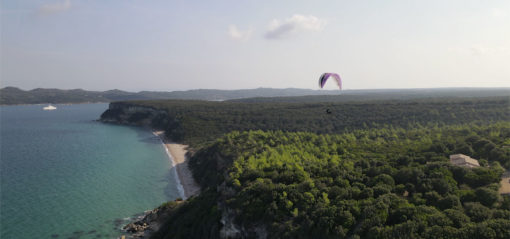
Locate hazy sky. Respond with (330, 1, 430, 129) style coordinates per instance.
(1, 0, 509, 91)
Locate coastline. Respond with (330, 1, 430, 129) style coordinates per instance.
(0, 102, 110, 106)
(153, 131, 200, 199)
(119, 131, 201, 238)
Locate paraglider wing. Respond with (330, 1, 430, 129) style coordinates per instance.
(319, 73, 342, 89)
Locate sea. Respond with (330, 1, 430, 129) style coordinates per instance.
(0, 103, 181, 239)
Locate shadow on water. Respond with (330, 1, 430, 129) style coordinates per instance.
(52, 228, 109, 239)
(96, 120, 160, 144)
(109, 125, 180, 199)
(133, 127, 163, 145)
(161, 170, 181, 199)
(138, 134, 162, 145)
(132, 127, 181, 199)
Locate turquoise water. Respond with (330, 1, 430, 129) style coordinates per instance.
(0, 104, 180, 239)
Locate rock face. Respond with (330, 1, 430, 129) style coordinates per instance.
(216, 155, 268, 239)
(124, 221, 149, 234)
(122, 206, 175, 239)
(100, 102, 169, 128)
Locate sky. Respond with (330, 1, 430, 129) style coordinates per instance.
(1, 0, 509, 91)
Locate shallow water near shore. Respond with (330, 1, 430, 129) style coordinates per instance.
(0, 104, 180, 239)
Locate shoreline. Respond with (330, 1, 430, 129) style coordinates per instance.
(119, 131, 200, 238)
(153, 131, 200, 199)
(0, 102, 110, 106)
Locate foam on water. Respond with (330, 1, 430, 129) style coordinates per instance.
(153, 132, 186, 199)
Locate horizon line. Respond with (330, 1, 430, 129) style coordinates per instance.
(2, 86, 510, 93)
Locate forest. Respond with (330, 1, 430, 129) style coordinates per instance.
(113, 96, 510, 147)
(100, 95, 510, 238)
(152, 123, 510, 239)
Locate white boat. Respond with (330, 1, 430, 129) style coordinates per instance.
(43, 104, 57, 110)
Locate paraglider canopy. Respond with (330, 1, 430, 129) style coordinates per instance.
(319, 73, 342, 90)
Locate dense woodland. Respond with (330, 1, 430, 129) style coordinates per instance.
(153, 123, 510, 239)
(101, 95, 510, 238)
(121, 97, 509, 147)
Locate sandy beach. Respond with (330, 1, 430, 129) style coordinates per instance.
(153, 131, 200, 199)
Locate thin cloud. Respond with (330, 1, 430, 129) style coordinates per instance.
(470, 46, 488, 56)
(448, 46, 510, 56)
(228, 25, 253, 41)
(38, 0, 71, 15)
(491, 8, 507, 18)
(470, 46, 510, 56)
(265, 14, 327, 39)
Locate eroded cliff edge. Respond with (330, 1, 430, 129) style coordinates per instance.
(100, 102, 169, 127)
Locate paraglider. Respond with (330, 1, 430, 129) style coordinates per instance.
(319, 73, 342, 115)
(319, 73, 342, 90)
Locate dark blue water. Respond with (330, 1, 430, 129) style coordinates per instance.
(0, 104, 180, 239)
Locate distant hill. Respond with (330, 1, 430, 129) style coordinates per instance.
(229, 88, 510, 103)
(1, 86, 508, 105)
(0, 87, 338, 105)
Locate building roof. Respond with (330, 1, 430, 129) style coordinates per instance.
(450, 154, 480, 167)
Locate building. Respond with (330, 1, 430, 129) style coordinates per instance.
(449, 154, 480, 168)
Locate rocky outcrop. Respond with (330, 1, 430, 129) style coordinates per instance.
(216, 155, 268, 239)
(100, 102, 169, 128)
(122, 203, 180, 239)
(124, 221, 150, 238)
